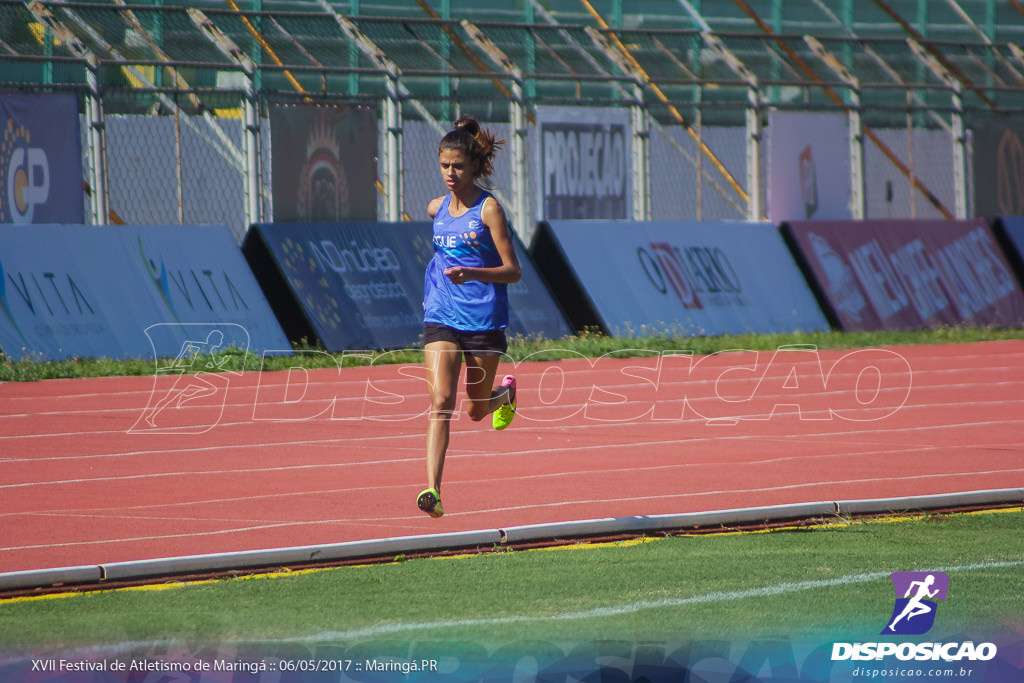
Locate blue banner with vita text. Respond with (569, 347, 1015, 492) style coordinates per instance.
(0, 224, 291, 360)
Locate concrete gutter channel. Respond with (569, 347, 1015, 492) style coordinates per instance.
(2, 488, 1021, 594)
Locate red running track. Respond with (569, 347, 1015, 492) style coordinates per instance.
(1, 340, 1022, 574)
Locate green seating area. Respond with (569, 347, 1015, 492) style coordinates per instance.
(2, 0, 1023, 125)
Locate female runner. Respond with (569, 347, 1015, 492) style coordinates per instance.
(417, 116, 521, 518)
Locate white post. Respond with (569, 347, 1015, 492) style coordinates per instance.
(805, 36, 865, 219)
(745, 85, 762, 221)
(906, 38, 968, 218)
(84, 58, 108, 224)
(848, 85, 866, 220)
(242, 83, 261, 230)
(951, 81, 967, 219)
(384, 72, 403, 222)
(459, 20, 534, 233)
(510, 81, 528, 233)
(631, 84, 651, 220)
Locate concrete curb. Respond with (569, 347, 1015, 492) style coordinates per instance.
(2, 488, 1021, 593)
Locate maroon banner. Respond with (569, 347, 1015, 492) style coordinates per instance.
(784, 219, 1024, 331)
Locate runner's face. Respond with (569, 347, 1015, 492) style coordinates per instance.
(439, 149, 478, 193)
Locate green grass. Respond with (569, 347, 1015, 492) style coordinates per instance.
(2, 511, 1021, 652)
(2, 326, 1022, 382)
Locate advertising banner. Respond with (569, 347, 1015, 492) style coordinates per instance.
(269, 103, 377, 223)
(534, 106, 630, 220)
(766, 111, 851, 222)
(244, 222, 572, 351)
(0, 92, 84, 224)
(784, 219, 1024, 331)
(993, 216, 1024, 285)
(531, 220, 829, 337)
(995, 216, 1024, 261)
(0, 224, 291, 361)
(972, 115, 1024, 217)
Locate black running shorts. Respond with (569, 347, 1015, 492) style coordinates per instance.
(423, 323, 508, 356)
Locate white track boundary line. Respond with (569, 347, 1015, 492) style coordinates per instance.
(285, 558, 1024, 642)
(5, 558, 1020, 658)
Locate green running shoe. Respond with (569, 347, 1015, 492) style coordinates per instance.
(492, 375, 517, 430)
(417, 488, 444, 518)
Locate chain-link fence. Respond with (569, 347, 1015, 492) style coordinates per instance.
(103, 110, 257, 240)
(84, 107, 967, 242)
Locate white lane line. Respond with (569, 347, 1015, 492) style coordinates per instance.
(283, 558, 1024, 641)
(3, 468, 1021, 552)
(3, 413, 1022, 490)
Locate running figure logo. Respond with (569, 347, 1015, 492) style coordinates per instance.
(131, 323, 249, 434)
(881, 572, 950, 635)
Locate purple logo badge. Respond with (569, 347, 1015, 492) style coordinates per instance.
(881, 572, 949, 635)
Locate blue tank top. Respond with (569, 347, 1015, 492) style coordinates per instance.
(423, 190, 509, 332)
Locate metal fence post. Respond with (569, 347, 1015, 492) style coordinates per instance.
(243, 85, 262, 230)
(460, 20, 536, 233)
(510, 81, 529, 233)
(631, 85, 651, 221)
(84, 57, 108, 225)
(848, 85, 866, 220)
(188, 7, 266, 236)
(24, 2, 109, 224)
(806, 36, 866, 219)
(694, 27, 763, 220)
(744, 86, 762, 221)
(384, 72, 404, 223)
(950, 81, 967, 219)
(907, 38, 968, 218)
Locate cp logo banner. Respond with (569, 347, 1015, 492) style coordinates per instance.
(0, 92, 85, 224)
